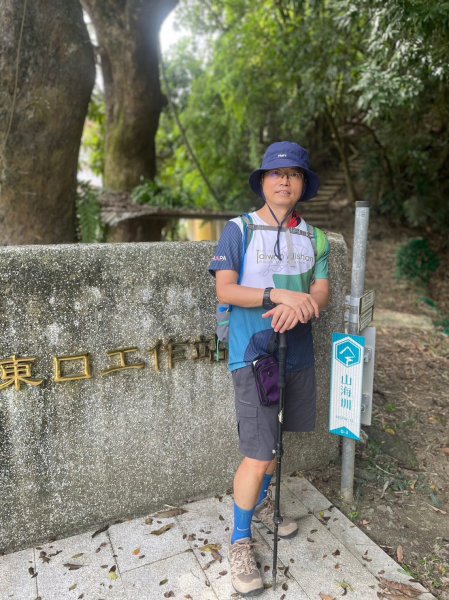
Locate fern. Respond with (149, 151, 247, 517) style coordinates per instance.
(76, 181, 106, 243)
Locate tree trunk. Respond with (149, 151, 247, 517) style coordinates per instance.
(81, 0, 178, 192)
(0, 0, 95, 244)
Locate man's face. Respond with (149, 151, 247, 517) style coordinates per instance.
(261, 168, 304, 207)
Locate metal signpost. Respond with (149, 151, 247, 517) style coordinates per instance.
(329, 200, 377, 504)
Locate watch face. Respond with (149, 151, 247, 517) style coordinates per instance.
(263, 288, 274, 309)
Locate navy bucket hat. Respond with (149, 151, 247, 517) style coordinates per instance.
(249, 141, 320, 202)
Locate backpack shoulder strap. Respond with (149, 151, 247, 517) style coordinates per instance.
(304, 222, 317, 259)
(240, 213, 254, 252)
(238, 213, 253, 281)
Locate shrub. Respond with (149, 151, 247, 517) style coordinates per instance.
(396, 238, 440, 286)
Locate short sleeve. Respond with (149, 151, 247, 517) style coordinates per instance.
(209, 221, 243, 277)
(314, 228, 330, 279)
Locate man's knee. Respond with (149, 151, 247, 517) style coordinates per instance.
(242, 456, 272, 475)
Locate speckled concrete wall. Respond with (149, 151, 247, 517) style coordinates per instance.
(0, 236, 346, 553)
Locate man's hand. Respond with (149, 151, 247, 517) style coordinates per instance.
(270, 289, 320, 323)
(262, 304, 300, 333)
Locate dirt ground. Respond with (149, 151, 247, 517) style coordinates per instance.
(307, 204, 449, 599)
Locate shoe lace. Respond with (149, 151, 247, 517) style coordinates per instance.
(231, 540, 258, 575)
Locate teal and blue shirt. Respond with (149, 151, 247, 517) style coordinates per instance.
(209, 212, 330, 372)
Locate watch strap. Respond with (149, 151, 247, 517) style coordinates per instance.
(263, 287, 276, 309)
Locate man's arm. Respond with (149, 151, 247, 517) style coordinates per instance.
(215, 270, 320, 323)
(215, 269, 264, 307)
(309, 278, 330, 310)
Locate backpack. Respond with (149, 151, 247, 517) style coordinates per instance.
(215, 213, 319, 348)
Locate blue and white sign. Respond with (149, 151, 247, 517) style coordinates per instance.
(329, 333, 366, 441)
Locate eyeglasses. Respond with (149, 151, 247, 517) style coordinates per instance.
(265, 169, 304, 182)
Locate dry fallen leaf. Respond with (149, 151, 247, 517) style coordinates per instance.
(362, 551, 372, 562)
(203, 559, 215, 571)
(150, 524, 174, 536)
(396, 545, 404, 563)
(211, 550, 223, 562)
(425, 502, 447, 515)
(379, 577, 422, 597)
(337, 581, 353, 595)
(199, 543, 222, 553)
(63, 563, 83, 571)
(108, 565, 119, 580)
(153, 507, 188, 518)
(92, 524, 109, 538)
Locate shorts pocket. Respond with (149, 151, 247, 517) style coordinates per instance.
(237, 402, 258, 452)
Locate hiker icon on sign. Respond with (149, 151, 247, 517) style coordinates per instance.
(335, 338, 362, 367)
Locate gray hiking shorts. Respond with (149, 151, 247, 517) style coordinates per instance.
(231, 365, 316, 461)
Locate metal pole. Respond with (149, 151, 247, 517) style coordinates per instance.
(341, 200, 370, 503)
(272, 332, 287, 591)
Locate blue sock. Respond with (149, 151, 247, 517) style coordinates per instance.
(231, 502, 255, 544)
(256, 473, 273, 507)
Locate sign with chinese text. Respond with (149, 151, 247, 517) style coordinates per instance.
(329, 332, 365, 440)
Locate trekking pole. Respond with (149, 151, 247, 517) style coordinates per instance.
(272, 331, 287, 590)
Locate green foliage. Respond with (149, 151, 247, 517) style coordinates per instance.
(76, 181, 106, 243)
(159, 1, 359, 208)
(157, 0, 449, 229)
(395, 238, 440, 286)
(130, 178, 196, 209)
(81, 91, 106, 177)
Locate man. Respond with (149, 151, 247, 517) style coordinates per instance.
(209, 141, 330, 596)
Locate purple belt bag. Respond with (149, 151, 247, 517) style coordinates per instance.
(252, 355, 280, 406)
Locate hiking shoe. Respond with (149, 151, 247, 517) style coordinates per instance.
(228, 537, 264, 596)
(253, 494, 298, 538)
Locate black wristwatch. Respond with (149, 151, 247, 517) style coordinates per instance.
(262, 287, 276, 309)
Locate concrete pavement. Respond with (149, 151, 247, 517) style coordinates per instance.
(0, 476, 436, 600)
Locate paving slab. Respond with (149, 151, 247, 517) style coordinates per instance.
(256, 485, 382, 599)
(32, 530, 127, 600)
(0, 478, 437, 600)
(109, 513, 190, 573)
(284, 474, 334, 513)
(120, 551, 218, 600)
(0, 548, 37, 600)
